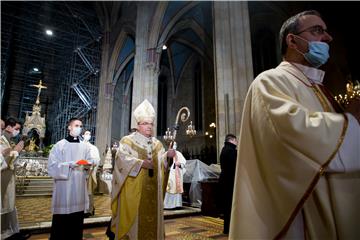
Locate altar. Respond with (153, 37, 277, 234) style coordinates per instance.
(15, 156, 48, 177)
(183, 159, 220, 209)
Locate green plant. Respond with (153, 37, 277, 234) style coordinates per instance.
(42, 144, 54, 157)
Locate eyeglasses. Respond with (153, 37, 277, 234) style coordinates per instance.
(296, 25, 329, 36)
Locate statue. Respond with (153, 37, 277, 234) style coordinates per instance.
(22, 80, 47, 149)
(103, 146, 113, 171)
(26, 138, 39, 152)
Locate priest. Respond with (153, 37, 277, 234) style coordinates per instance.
(111, 99, 175, 240)
(230, 10, 360, 239)
(1, 117, 26, 240)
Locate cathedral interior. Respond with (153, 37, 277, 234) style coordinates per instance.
(1, 1, 359, 239)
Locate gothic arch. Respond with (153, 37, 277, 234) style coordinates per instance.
(156, 2, 200, 48)
(107, 29, 135, 83)
(148, 2, 168, 48)
(113, 52, 135, 85)
(160, 19, 210, 48)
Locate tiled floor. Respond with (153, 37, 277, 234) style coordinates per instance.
(28, 216, 228, 240)
(165, 216, 227, 240)
(17, 195, 226, 239)
(16, 195, 111, 228)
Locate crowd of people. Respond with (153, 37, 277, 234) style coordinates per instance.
(1, 9, 359, 240)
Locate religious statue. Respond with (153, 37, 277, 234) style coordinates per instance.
(103, 146, 113, 171)
(22, 79, 47, 149)
(26, 138, 39, 152)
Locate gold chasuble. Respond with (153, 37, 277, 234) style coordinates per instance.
(111, 131, 167, 240)
(230, 62, 360, 239)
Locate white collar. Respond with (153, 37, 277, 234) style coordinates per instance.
(292, 63, 325, 84)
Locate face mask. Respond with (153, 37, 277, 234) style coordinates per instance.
(12, 129, 20, 137)
(71, 127, 82, 137)
(304, 41, 330, 68)
(83, 135, 91, 141)
(294, 36, 330, 68)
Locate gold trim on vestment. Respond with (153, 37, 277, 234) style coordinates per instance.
(311, 84, 332, 112)
(138, 150, 159, 240)
(121, 137, 147, 155)
(274, 64, 349, 239)
(282, 67, 332, 112)
(113, 135, 164, 239)
(274, 114, 349, 239)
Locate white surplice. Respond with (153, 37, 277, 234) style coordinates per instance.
(164, 151, 186, 209)
(48, 139, 94, 214)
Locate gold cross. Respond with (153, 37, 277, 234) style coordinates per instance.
(30, 80, 47, 103)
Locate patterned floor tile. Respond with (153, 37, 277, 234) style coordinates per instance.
(16, 194, 111, 227)
(27, 216, 228, 240)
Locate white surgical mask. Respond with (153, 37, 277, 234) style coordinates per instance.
(71, 127, 82, 137)
(12, 129, 20, 137)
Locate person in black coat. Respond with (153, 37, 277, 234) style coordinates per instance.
(218, 134, 238, 234)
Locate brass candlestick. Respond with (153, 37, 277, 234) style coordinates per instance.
(163, 107, 196, 146)
(334, 80, 360, 107)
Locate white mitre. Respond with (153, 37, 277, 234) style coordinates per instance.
(133, 99, 156, 123)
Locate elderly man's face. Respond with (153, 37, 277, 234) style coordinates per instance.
(137, 121, 153, 138)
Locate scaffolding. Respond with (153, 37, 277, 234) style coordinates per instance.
(49, 38, 101, 143)
(1, 2, 102, 144)
(48, 4, 101, 144)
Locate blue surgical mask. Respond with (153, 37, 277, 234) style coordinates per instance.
(295, 35, 330, 68)
(303, 41, 329, 68)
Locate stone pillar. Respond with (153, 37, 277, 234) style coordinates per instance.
(213, 1, 254, 161)
(131, 3, 160, 131)
(95, 31, 114, 155)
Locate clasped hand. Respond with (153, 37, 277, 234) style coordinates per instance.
(142, 159, 153, 169)
(14, 141, 24, 153)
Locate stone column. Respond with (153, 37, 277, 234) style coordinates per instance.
(213, 1, 254, 161)
(95, 31, 114, 155)
(131, 3, 160, 131)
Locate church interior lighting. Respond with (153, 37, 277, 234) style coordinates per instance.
(45, 29, 53, 36)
